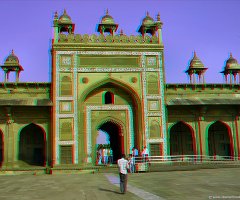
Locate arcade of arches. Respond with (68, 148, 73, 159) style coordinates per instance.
(169, 121, 234, 158)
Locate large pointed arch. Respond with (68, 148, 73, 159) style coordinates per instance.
(81, 78, 142, 107)
(81, 78, 143, 148)
(18, 123, 46, 166)
(206, 120, 234, 159)
(169, 121, 197, 156)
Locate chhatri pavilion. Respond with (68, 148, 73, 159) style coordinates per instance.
(0, 10, 239, 168)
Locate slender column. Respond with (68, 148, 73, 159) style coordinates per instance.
(4, 70, 8, 82)
(225, 74, 228, 84)
(189, 74, 192, 84)
(203, 74, 205, 84)
(235, 115, 240, 160)
(157, 28, 163, 44)
(51, 50, 56, 167)
(193, 73, 196, 84)
(16, 70, 20, 82)
(5, 107, 15, 168)
(233, 73, 237, 84)
(198, 73, 201, 84)
(197, 117, 203, 161)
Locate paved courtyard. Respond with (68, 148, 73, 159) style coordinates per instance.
(0, 168, 239, 200)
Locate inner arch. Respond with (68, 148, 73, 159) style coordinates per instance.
(98, 121, 123, 163)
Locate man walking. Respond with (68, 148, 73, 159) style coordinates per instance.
(117, 154, 129, 194)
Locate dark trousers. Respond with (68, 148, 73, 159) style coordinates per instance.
(109, 156, 113, 164)
(119, 173, 128, 193)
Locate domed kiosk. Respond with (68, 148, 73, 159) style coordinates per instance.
(0, 50, 23, 82)
(97, 9, 118, 35)
(221, 53, 240, 84)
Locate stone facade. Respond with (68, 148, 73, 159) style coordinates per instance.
(0, 10, 239, 168)
(51, 10, 165, 165)
(0, 83, 51, 168)
(166, 84, 240, 159)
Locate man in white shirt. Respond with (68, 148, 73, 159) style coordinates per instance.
(142, 146, 149, 162)
(117, 154, 129, 194)
(103, 148, 108, 165)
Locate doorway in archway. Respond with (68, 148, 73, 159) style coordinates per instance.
(208, 121, 233, 158)
(170, 122, 195, 156)
(19, 123, 45, 166)
(98, 121, 123, 163)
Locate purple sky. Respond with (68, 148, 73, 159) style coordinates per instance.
(0, 0, 239, 83)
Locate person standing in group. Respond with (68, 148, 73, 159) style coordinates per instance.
(103, 148, 108, 165)
(108, 148, 113, 166)
(142, 146, 149, 163)
(98, 146, 103, 165)
(117, 154, 129, 194)
(133, 147, 139, 164)
(134, 147, 139, 157)
(128, 154, 135, 173)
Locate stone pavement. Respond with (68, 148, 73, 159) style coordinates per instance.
(105, 173, 163, 200)
(0, 173, 143, 200)
(0, 168, 240, 200)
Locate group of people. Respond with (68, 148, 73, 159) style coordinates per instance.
(127, 146, 149, 173)
(96, 144, 113, 165)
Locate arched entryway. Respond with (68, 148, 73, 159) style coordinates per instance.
(0, 130, 3, 166)
(208, 121, 233, 158)
(19, 123, 46, 166)
(170, 122, 196, 156)
(82, 79, 142, 154)
(97, 121, 123, 163)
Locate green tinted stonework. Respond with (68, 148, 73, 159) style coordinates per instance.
(0, 10, 239, 169)
(0, 83, 51, 168)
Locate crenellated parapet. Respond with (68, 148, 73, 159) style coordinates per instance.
(58, 33, 159, 44)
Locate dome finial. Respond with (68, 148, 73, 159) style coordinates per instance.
(230, 52, 233, 58)
(194, 50, 197, 58)
(12, 49, 14, 55)
(157, 12, 160, 21)
(106, 8, 109, 15)
(120, 29, 124, 35)
(54, 11, 58, 19)
(147, 11, 149, 16)
(64, 9, 67, 15)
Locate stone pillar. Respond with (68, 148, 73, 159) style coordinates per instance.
(234, 115, 240, 160)
(193, 72, 196, 84)
(4, 70, 8, 82)
(233, 73, 237, 84)
(4, 107, 15, 168)
(16, 70, 20, 82)
(198, 106, 207, 160)
(225, 74, 228, 84)
(157, 28, 163, 44)
(197, 117, 203, 161)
